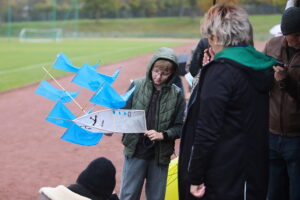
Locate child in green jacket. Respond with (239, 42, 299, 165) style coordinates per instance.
(120, 47, 185, 200)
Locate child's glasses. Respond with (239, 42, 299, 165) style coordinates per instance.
(152, 69, 172, 77)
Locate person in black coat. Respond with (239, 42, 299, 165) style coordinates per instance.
(178, 4, 277, 200)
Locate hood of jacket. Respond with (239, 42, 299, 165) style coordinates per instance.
(214, 45, 277, 93)
(214, 45, 277, 70)
(146, 47, 179, 87)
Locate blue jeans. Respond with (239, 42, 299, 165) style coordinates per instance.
(119, 157, 168, 200)
(268, 133, 300, 200)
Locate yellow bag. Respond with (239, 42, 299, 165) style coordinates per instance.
(164, 157, 179, 200)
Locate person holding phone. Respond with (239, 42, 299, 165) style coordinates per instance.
(263, 5, 300, 200)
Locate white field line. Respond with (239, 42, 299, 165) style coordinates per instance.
(0, 43, 161, 75)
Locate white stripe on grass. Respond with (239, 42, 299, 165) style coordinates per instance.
(0, 44, 159, 75)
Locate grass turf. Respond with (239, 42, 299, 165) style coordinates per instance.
(0, 39, 182, 92)
(1, 15, 281, 40)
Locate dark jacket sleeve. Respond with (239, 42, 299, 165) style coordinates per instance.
(187, 63, 236, 185)
(263, 39, 300, 104)
(189, 38, 210, 77)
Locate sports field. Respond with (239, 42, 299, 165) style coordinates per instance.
(0, 39, 183, 92)
(0, 10, 277, 199)
(0, 40, 197, 200)
(0, 13, 281, 92)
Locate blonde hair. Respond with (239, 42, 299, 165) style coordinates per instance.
(200, 4, 253, 47)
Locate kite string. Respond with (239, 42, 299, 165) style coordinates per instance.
(46, 116, 73, 121)
(42, 67, 86, 114)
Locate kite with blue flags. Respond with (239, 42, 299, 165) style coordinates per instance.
(61, 124, 103, 146)
(35, 53, 144, 146)
(35, 80, 80, 103)
(98, 68, 121, 84)
(72, 66, 121, 91)
(53, 53, 99, 73)
(46, 101, 76, 128)
(90, 82, 136, 109)
(53, 53, 80, 73)
(82, 62, 99, 70)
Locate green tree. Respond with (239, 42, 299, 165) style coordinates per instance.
(271, 0, 287, 7)
(199, 0, 240, 12)
(82, 0, 118, 22)
(0, 0, 8, 23)
(140, 0, 157, 16)
(189, 0, 197, 19)
(127, 0, 142, 17)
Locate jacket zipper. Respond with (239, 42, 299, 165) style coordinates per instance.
(280, 91, 285, 135)
(279, 47, 296, 136)
(156, 88, 162, 165)
(280, 52, 298, 136)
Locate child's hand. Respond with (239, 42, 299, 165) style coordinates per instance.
(144, 130, 164, 141)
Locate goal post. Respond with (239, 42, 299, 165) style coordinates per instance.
(19, 28, 63, 42)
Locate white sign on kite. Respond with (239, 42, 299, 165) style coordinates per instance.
(73, 109, 147, 133)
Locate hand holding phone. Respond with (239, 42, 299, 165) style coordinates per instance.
(273, 62, 287, 81)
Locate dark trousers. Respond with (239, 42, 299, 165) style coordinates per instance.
(268, 133, 300, 200)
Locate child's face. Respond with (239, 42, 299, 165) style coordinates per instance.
(151, 60, 173, 88)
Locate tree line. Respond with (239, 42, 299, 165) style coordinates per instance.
(0, 0, 287, 23)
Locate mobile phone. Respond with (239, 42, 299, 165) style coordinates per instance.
(276, 61, 285, 68)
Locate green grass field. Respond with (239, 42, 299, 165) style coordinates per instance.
(0, 15, 282, 92)
(0, 39, 182, 92)
(1, 15, 281, 40)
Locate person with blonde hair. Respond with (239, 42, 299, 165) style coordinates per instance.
(178, 4, 277, 200)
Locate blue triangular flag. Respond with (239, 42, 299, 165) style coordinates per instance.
(46, 101, 76, 128)
(82, 62, 100, 70)
(35, 80, 80, 103)
(71, 65, 106, 91)
(53, 53, 80, 73)
(121, 85, 136, 100)
(61, 124, 103, 146)
(89, 82, 136, 109)
(98, 68, 121, 84)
